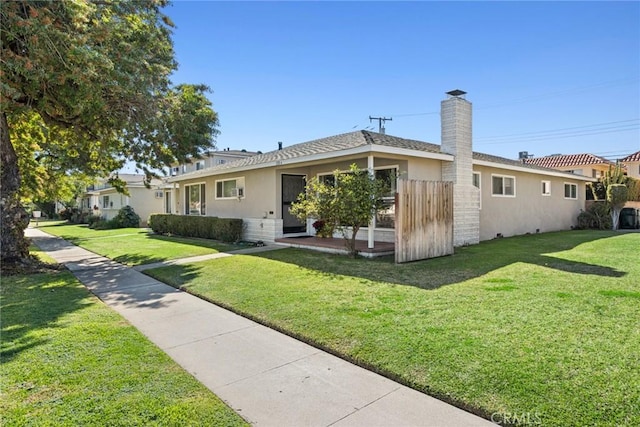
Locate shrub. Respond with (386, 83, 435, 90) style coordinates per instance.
(111, 206, 141, 228)
(87, 215, 104, 228)
(577, 202, 612, 230)
(59, 208, 74, 221)
(148, 214, 242, 242)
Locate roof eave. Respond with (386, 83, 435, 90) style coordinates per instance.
(168, 145, 454, 182)
(474, 159, 597, 181)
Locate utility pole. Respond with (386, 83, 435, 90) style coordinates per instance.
(369, 116, 392, 134)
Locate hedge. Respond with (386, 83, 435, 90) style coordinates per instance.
(148, 214, 243, 242)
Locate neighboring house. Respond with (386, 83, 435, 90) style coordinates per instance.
(620, 150, 640, 179)
(169, 149, 259, 178)
(167, 91, 594, 246)
(80, 174, 167, 226)
(523, 153, 615, 178)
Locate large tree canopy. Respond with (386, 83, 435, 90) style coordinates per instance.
(1, 0, 220, 264)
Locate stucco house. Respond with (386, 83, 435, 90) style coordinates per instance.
(523, 153, 614, 179)
(81, 174, 167, 226)
(620, 150, 640, 179)
(168, 148, 258, 178)
(165, 90, 594, 249)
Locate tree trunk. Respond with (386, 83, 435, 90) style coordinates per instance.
(1, 112, 30, 265)
(347, 225, 360, 258)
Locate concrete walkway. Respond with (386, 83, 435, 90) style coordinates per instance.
(27, 227, 495, 427)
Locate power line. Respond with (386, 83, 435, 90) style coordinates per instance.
(475, 77, 639, 111)
(475, 119, 639, 141)
(478, 125, 640, 145)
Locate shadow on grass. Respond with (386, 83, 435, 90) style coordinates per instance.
(143, 263, 205, 291)
(0, 272, 91, 363)
(252, 230, 627, 290)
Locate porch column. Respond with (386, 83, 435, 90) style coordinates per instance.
(368, 154, 375, 249)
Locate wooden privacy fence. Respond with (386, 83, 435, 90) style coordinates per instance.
(395, 179, 454, 263)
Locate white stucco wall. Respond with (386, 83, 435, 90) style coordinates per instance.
(624, 161, 640, 179)
(95, 187, 164, 226)
(475, 166, 585, 241)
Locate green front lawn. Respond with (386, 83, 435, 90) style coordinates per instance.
(1, 263, 247, 426)
(145, 230, 640, 426)
(39, 223, 235, 266)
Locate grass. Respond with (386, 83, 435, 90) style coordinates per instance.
(38, 222, 236, 266)
(145, 230, 640, 426)
(0, 259, 247, 426)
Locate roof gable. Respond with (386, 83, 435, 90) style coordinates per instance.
(620, 150, 640, 162)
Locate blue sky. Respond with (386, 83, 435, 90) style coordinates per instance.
(163, 1, 639, 161)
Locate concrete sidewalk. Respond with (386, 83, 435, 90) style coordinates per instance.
(27, 227, 495, 427)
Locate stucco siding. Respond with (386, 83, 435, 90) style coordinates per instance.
(625, 161, 640, 179)
(128, 187, 164, 226)
(475, 166, 585, 241)
(405, 158, 443, 181)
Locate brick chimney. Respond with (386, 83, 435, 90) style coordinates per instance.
(440, 90, 479, 246)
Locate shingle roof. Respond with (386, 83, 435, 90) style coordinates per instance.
(169, 130, 594, 181)
(523, 153, 613, 169)
(472, 152, 570, 174)
(620, 150, 640, 162)
(169, 131, 443, 180)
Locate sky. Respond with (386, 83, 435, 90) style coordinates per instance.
(158, 1, 640, 163)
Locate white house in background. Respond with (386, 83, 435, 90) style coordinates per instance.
(523, 153, 615, 178)
(80, 174, 166, 226)
(166, 90, 595, 247)
(620, 150, 640, 179)
(168, 149, 259, 178)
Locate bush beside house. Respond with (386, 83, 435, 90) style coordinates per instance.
(149, 214, 242, 242)
(89, 206, 141, 229)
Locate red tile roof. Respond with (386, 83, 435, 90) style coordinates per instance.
(524, 153, 613, 169)
(620, 150, 640, 162)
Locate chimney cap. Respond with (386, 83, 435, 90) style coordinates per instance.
(446, 89, 467, 97)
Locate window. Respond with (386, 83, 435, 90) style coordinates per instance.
(171, 166, 179, 176)
(185, 183, 206, 215)
(541, 180, 551, 196)
(472, 172, 482, 209)
(155, 191, 164, 198)
(375, 167, 398, 229)
(164, 191, 172, 214)
(564, 183, 577, 199)
(102, 195, 110, 209)
(492, 174, 516, 197)
(181, 165, 187, 174)
(215, 177, 245, 199)
(216, 159, 227, 165)
(318, 167, 398, 229)
(472, 172, 481, 189)
(196, 160, 205, 170)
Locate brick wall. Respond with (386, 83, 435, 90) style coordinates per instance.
(441, 94, 480, 246)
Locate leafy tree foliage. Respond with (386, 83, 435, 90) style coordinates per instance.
(291, 164, 390, 257)
(1, 1, 219, 264)
(11, 111, 94, 209)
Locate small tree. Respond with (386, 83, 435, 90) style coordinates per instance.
(291, 164, 390, 257)
(607, 184, 628, 230)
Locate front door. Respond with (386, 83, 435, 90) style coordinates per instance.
(282, 174, 306, 234)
